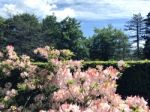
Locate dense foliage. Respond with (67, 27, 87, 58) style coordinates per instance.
(0, 46, 149, 112)
(90, 25, 129, 60)
(2, 13, 41, 55)
(117, 63, 150, 105)
(0, 14, 89, 60)
(144, 12, 150, 59)
(0, 12, 150, 60)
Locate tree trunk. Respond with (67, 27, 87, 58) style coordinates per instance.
(137, 24, 140, 58)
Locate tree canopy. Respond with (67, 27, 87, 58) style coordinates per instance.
(144, 12, 150, 59)
(0, 12, 150, 60)
(90, 25, 129, 60)
(2, 13, 41, 55)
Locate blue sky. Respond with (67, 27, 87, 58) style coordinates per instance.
(0, 0, 150, 37)
(80, 19, 128, 37)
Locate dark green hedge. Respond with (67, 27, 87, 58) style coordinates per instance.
(117, 63, 150, 103)
(34, 60, 150, 104)
(82, 60, 150, 69)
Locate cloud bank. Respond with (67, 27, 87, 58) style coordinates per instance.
(0, 0, 150, 20)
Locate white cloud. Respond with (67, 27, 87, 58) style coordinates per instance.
(0, 4, 23, 17)
(0, 0, 150, 20)
(0, 0, 75, 20)
(54, 8, 76, 21)
(102, 0, 150, 17)
(132, 40, 145, 48)
(73, 0, 150, 20)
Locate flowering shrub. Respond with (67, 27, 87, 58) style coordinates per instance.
(33, 46, 74, 61)
(0, 45, 58, 111)
(0, 45, 149, 112)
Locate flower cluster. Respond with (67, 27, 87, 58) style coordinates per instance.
(6, 45, 18, 60)
(4, 89, 18, 101)
(0, 51, 3, 59)
(0, 46, 149, 112)
(117, 60, 126, 70)
(34, 46, 74, 61)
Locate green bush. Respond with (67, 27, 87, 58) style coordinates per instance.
(82, 60, 150, 105)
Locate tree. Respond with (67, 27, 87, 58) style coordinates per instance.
(143, 12, 150, 59)
(0, 16, 5, 38)
(3, 13, 42, 55)
(144, 40, 150, 59)
(59, 17, 89, 59)
(0, 17, 8, 50)
(125, 13, 144, 59)
(42, 16, 89, 59)
(90, 25, 129, 60)
(41, 15, 61, 47)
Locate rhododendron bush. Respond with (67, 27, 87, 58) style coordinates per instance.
(0, 46, 149, 112)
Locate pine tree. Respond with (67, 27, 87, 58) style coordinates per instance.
(125, 13, 144, 59)
(144, 12, 150, 59)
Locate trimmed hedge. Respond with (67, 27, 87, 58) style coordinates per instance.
(33, 60, 150, 68)
(33, 60, 150, 105)
(82, 60, 150, 69)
